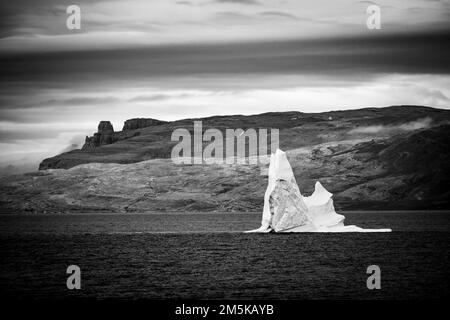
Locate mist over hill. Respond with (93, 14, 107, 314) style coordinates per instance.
(1, 105, 449, 213)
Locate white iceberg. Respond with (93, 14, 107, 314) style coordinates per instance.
(246, 149, 391, 233)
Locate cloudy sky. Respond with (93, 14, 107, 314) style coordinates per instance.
(0, 0, 449, 169)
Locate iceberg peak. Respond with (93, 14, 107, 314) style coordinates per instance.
(303, 181, 333, 207)
(247, 149, 391, 233)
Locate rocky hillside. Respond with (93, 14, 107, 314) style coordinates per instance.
(39, 105, 449, 170)
(1, 106, 450, 213)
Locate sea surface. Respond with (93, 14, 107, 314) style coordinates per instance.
(0, 211, 449, 299)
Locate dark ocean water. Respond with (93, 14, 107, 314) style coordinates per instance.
(0, 211, 449, 299)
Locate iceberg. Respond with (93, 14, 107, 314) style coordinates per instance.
(246, 149, 391, 233)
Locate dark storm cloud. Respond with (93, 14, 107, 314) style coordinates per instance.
(0, 95, 119, 110)
(43, 96, 119, 106)
(1, 31, 449, 89)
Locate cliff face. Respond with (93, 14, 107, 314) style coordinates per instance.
(83, 121, 116, 149)
(82, 118, 167, 150)
(122, 118, 167, 131)
(39, 117, 168, 170)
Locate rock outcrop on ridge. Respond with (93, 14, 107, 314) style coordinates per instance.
(83, 121, 117, 149)
(122, 118, 167, 131)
